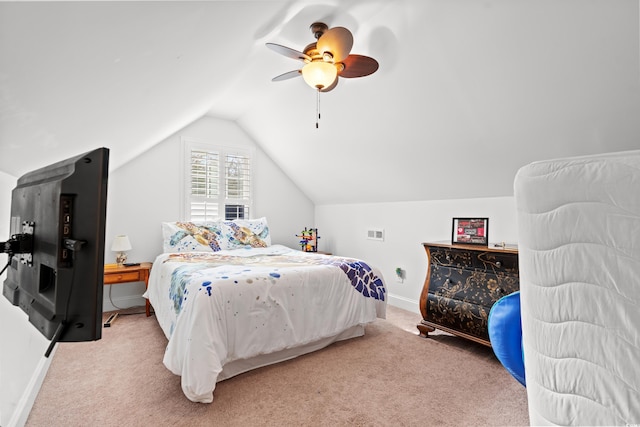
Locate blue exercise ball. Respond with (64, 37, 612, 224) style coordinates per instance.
(488, 291, 526, 386)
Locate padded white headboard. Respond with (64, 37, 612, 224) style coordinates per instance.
(514, 150, 640, 425)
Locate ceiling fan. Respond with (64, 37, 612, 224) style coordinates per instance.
(267, 22, 379, 92)
(266, 22, 379, 127)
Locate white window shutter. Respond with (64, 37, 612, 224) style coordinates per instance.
(183, 140, 253, 222)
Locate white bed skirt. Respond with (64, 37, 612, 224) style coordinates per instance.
(218, 324, 365, 381)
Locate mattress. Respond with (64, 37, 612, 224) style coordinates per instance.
(514, 150, 640, 425)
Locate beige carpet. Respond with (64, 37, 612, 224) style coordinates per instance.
(27, 305, 529, 426)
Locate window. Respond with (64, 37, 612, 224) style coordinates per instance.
(183, 140, 253, 222)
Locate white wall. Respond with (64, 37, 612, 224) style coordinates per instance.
(103, 115, 315, 310)
(0, 170, 54, 427)
(316, 196, 518, 314)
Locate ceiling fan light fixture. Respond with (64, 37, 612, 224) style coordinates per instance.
(301, 61, 337, 90)
(266, 21, 379, 126)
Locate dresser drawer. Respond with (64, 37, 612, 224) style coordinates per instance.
(429, 265, 518, 307)
(430, 246, 518, 275)
(473, 251, 518, 275)
(104, 271, 142, 284)
(426, 294, 490, 340)
(428, 247, 474, 269)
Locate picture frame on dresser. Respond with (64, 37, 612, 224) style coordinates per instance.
(452, 217, 489, 246)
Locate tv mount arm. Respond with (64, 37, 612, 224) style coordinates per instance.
(1, 221, 35, 276)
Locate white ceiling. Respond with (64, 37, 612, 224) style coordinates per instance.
(1, 0, 639, 205)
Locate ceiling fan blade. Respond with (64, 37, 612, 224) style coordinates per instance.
(339, 54, 379, 78)
(272, 70, 302, 82)
(266, 43, 311, 62)
(317, 27, 353, 63)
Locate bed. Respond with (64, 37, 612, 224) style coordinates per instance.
(145, 218, 387, 403)
(514, 150, 640, 425)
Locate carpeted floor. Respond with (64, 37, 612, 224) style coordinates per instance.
(27, 305, 529, 426)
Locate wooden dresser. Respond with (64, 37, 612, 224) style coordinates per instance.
(417, 242, 519, 346)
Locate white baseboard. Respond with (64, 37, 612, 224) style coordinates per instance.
(8, 347, 55, 427)
(387, 293, 420, 314)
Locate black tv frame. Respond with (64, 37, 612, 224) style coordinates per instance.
(1, 147, 109, 357)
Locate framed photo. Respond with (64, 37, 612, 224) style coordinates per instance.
(452, 218, 489, 246)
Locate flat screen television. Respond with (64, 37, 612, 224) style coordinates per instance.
(1, 147, 109, 356)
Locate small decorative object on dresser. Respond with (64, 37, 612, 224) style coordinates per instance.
(417, 241, 519, 346)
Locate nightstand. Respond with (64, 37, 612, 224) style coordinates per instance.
(103, 262, 153, 316)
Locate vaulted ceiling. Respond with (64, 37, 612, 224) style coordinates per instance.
(1, 1, 639, 204)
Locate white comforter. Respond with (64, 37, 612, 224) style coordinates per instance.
(145, 245, 386, 403)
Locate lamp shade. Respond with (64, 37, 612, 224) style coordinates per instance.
(301, 61, 338, 90)
(111, 235, 132, 252)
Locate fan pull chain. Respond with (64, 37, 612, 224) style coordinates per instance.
(316, 89, 320, 129)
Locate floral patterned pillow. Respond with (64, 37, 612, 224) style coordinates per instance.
(162, 221, 223, 253)
(220, 217, 271, 249)
(161, 218, 272, 253)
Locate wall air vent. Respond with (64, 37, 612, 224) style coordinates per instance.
(367, 229, 384, 241)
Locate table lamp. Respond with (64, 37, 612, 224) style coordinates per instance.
(111, 235, 132, 267)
